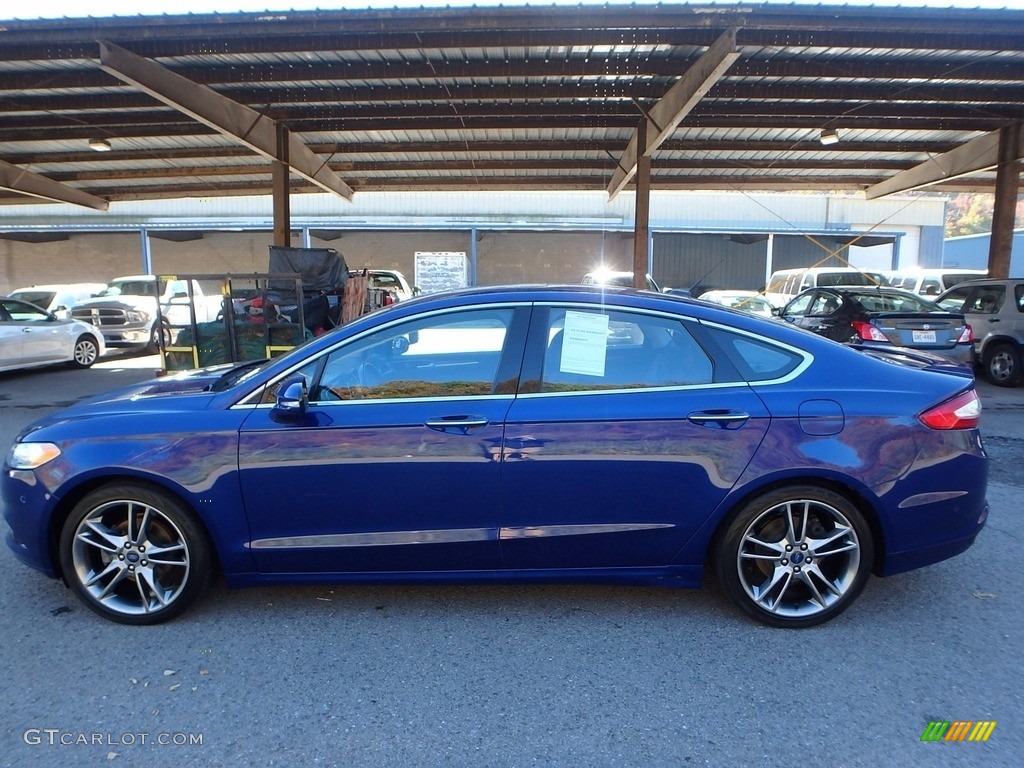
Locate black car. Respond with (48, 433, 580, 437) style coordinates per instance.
(779, 286, 974, 366)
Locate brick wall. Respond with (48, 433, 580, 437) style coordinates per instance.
(1, 229, 638, 294)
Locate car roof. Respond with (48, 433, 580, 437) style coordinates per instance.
(820, 285, 918, 295)
(943, 277, 1024, 286)
(11, 283, 105, 292)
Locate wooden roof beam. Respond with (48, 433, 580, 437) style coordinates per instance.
(97, 40, 353, 201)
(607, 28, 740, 200)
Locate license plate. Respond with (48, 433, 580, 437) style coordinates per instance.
(913, 330, 936, 343)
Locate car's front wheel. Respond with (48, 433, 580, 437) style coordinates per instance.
(983, 343, 1021, 387)
(146, 321, 172, 354)
(715, 486, 873, 628)
(70, 334, 100, 368)
(59, 483, 212, 625)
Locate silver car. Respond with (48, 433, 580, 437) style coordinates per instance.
(0, 297, 106, 373)
(936, 278, 1024, 387)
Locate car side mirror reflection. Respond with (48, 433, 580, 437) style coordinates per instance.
(271, 376, 308, 422)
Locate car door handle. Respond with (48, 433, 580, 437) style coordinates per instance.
(425, 416, 489, 434)
(688, 410, 751, 429)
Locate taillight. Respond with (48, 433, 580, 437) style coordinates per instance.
(958, 324, 974, 343)
(851, 320, 888, 342)
(919, 389, 981, 430)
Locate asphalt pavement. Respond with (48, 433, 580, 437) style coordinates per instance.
(0, 352, 1021, 768)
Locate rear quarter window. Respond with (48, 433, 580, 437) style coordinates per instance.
(703, 326, 806, 382)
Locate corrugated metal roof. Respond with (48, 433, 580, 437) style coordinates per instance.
(1, 2, 1022, 206)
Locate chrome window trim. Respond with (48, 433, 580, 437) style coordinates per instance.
(517, 381, 733, 399)
(249, 393, 516, 409)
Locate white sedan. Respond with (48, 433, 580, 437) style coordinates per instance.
(0, 296, 106, 373)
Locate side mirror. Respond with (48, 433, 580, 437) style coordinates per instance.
(271, 376, 308, 422)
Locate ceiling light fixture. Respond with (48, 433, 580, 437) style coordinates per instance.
(819, 128, 840, 146)
(88, 138, 112, 152)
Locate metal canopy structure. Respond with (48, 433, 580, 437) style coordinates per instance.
(1, 2, 1023, 209)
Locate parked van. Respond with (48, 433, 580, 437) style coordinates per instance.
(763, 267, 885, 308)
(884, 268, 986, 297)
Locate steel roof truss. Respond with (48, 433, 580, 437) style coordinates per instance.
(865, 123, 1024, 198)
(607, 28, 740, 200)
(97, 41, 353, 201)
(0, 157, 108, 210)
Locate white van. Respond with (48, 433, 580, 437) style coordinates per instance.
(884, 268, 986, 297)
(763, 267, 885, 308)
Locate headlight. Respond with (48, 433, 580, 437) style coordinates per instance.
(7, 442, 62, 470)
(127, 310, 149, 323)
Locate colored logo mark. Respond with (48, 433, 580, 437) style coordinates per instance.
(921, 721, 997, 742)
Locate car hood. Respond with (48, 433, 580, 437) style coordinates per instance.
(72, 297, 141, 309)
(15, 365, 246, 441)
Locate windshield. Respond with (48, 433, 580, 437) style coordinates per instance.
(100, 280, 160, 297)
(371, 274, 402, 289)
(12, 291, 55, 308)
(848, 290, 946, 313)
(816, 272, 884, 287)
(210, 359, 271, 391)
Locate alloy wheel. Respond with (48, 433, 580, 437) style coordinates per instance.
(69, 498, 192, 618)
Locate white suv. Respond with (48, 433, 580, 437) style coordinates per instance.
(936, 278, 1024, 387)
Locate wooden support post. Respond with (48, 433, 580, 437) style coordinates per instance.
(989, 122, 1021, 279)
(272, 123, 291, 248)
(632, 120, 651, 289)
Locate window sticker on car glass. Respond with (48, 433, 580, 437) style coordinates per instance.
(560, 310, 609, 376)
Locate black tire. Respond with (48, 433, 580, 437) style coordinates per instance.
(58, 483, 212, 625)
(715, 486, 873, 628)
(70, 334, 100, 368)
(983, 343, 1021, 388)
(146, 321, 171, 354)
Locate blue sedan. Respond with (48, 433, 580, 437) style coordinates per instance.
(2, 285, 988, 627)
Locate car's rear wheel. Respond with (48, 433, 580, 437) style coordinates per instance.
(59, 483, 212, 625)
(716, 486, 873, 628)
(983, 343, 1021, 387)
(70, 335, 100, 368)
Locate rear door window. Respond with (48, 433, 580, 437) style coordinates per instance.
(540, 307, 714, 391)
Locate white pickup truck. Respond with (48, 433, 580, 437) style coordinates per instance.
(71, 275, 224, 353)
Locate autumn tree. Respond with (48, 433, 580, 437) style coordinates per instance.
(945, 193, 1024, 237)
